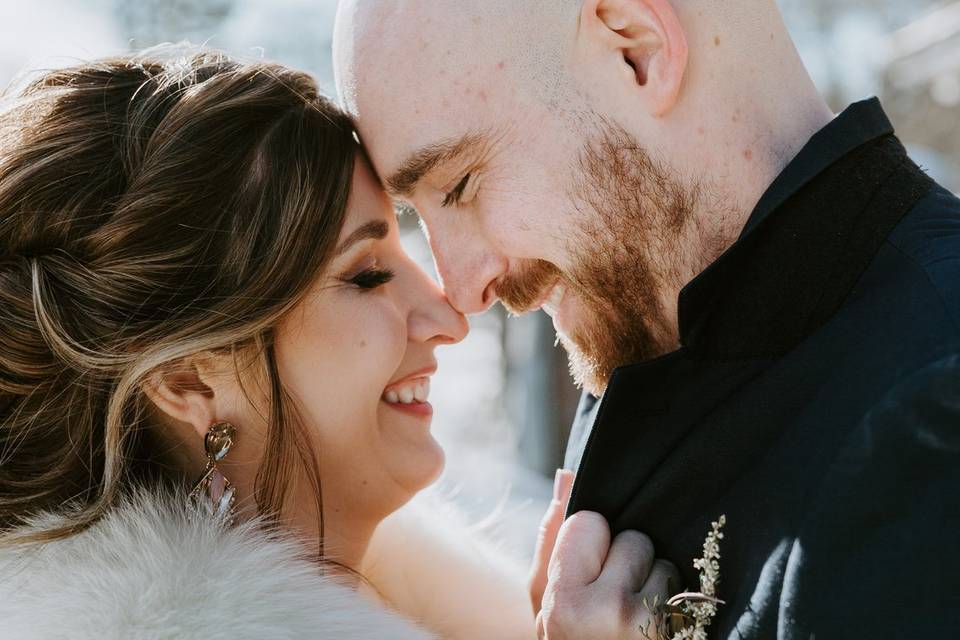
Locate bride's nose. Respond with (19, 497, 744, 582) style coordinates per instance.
(407, 265, 469, 346)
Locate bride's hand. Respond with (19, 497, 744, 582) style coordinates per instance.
(529, 469, 575, 616)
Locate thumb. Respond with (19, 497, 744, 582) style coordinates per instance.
(529, 469, 575, 615)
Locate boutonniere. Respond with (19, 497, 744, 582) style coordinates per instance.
(643, 515, 727, 640)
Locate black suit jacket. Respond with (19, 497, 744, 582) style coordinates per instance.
(565, 99, 960, 639)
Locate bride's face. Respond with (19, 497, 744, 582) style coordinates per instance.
(273, 156, 468, 529)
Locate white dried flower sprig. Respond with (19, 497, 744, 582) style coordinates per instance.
(642, 516, 727, 640)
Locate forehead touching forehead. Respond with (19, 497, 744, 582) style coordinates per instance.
(334, 0, 578, 190)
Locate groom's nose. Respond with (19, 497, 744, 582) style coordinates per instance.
(427, 230, 506, 315)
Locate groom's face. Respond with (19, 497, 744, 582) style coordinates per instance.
(335, 1, 694, 394)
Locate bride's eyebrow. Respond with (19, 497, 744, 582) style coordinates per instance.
(386, 131, 490, 198)
(335, 220, 389, 257)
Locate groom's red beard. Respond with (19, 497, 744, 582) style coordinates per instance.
(498, 122, 697, 396)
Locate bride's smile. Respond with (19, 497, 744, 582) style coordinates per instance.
(381, 368, 435, 415)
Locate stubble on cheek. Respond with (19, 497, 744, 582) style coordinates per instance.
(556, 120, 700, 394)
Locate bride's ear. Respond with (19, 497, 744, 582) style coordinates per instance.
(142, 357, 223, 440)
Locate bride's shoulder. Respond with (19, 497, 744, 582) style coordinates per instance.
(0, 487, 433, 639)
(364, 494, 536, 640)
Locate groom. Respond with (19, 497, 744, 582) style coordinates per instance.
(334, 0, 960, 637)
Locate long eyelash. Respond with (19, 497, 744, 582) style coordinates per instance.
(442, 173, 471, 208)
(350, 268, 396, 290)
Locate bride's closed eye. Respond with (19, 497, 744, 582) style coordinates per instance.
(345, 261, 396, 290)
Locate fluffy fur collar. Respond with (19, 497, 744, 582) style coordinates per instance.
(0, 488, 433, 639)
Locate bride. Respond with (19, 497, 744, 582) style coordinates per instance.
(0, 47, 579, 639)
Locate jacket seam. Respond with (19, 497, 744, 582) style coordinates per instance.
(882, 238, 960, 336)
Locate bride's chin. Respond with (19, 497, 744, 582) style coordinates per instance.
(391, 444, 445, 509)
(409, 443, 446, 492)
(372, 408, 446, 511)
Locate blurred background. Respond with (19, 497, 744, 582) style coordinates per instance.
(1, 0, 957, 562)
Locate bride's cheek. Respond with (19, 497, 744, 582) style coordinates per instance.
(372, 295, 410, 357)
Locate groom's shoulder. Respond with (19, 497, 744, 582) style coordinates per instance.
(782, 352, 960, 637)
(854, 351, 960, 461)
(883, 183, 960, 328)
(810, 344, 960, 568)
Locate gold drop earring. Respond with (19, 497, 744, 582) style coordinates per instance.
(188, 421, 238, 523)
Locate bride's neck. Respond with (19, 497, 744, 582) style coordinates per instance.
(275, 480, 381, 574)
(319, 520, 375, 572)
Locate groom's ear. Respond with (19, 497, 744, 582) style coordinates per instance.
(579, 0, 688, 117)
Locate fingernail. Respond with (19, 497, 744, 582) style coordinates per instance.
(553, 469, 564, 500)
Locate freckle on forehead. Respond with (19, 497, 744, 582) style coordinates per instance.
(497, 61, 506, 70)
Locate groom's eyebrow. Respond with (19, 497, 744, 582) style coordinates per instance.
(386, 132, 488, 198)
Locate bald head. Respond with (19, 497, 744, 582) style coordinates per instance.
(332, 0, 812, 185)
(334, 0, 579, 120)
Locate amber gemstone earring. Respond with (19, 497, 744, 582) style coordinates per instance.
(188, 421, 238, 523)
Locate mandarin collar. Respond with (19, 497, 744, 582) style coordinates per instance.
(740, 98, 894, 237)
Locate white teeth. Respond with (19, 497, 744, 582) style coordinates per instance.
(542, 284, 566, 318)
(413, 380, 430, 403)
(384, 378, 431, 405)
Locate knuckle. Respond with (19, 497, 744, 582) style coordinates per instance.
(550, 584, 582, 611)
(542, 616, 564, 639)
(541, 603, 577, 639)
(617, 530, 654, 555)
(653, 558, 681, 581)
(568, 510, 608, 530)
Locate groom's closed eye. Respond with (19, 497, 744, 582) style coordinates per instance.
(442, 173, 471, 207)
(442, 173, 484, 208)
(385, 130, 492, 199)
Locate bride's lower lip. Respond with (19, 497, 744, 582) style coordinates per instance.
(382, 400, 433, 418)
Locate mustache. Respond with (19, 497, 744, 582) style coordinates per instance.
(496, 259, 562, 315)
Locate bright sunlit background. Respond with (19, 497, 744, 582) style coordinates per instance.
(2, 0, 958, 561)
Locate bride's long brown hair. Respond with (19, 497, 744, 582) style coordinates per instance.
(0, 46, 357, 547)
